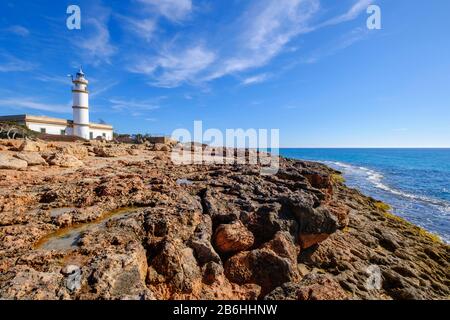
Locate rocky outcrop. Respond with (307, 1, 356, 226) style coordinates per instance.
(14, 152, 47, 166)
(0, 140, 448, 300)
(265, 273, 348, 300)
(57, 144, 88, 160)
(0, 154, 27, 170)
(19, 140, 46, 152)
(213, 221, 254, 254)
(93, 146, 128, 158)
(46, 153, 84, 168)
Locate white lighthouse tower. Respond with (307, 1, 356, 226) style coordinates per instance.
(71, 67, 90, 139)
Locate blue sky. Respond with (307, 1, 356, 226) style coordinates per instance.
(0, 0, 449, 147)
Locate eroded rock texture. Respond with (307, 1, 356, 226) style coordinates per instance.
(0, 139, 448, 300)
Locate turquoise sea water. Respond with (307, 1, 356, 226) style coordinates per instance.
(279, 149, 450, 243)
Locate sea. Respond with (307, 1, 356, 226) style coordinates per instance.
(279, 149, 450, 243)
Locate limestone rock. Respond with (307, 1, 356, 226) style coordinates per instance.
(151, 239, 202, 293)
(14, 152, 47, 166)
(19, 140, 46, 152)
(188, 216, 221, 265)
(224, 246, 299, 295)
(265, 274, 348, 300)
(61, 265, 82, 293)
(58, 144, 89, 160)
(0, 153, 28, 170)
(93, 146, 127, 157)
(47, 153, 84, 168)
(214, 221, 254, 254)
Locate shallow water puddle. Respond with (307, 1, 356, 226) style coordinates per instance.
(35, 207, 139, 251)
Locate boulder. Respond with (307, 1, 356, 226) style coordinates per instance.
(261, 231, 298, 263)
(299, 233, 331, 249)
(61, 265, 82, 293)
(14, 152, 47, 166)
(84, 242, 152, 299)
(47, 153, 84, 168)
(93, 146, 128, 158)
(294, 206, 339, 249)
(188, 216, 221, 265)
(151, 239, 201, 293)
(224, 245, 299, 295)
(58, 144, 89, 160)
(19, 140, 46, 152)
(0, 139, 23, 150)
(214, 221, 254, 254)
(0, 154, 28, 170)
(202, 262, 224, 285)
(149, 143, 171, 152)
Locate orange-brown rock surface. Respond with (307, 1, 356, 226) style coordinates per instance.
(0, 139, 448, 300)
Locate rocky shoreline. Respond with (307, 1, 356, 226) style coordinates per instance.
(0, 139, 448, 300)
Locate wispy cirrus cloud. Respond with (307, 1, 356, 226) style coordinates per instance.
(303, 27, 369, 64)
(35, 74, 71, 85)
(76, 18, 117, 65)
(205, 0, 320, 81)
(129, 44, 216, 88)
(0, 97, 71, 113)
(4, 25, 30, 37)
(109, 98, 161, 111)
(126, 0, 374, 88)
(72, 4, 117, 66)
(91, 81, 120, 98)
(136, 0, 193, 23)
(0, 53, 37, 72)
(317, 0, 374, 28)
(116, 14, 156, 42)
(241, 73, 271, 86)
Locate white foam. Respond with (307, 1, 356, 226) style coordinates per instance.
(321, 160, 450, 212)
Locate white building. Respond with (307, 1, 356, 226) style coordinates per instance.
(0, 68, 114, 140)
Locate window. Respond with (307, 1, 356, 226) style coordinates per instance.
(102, 133, 106, 138)
(40, 128, 46, 134)
(89, 132, 94, 140)
(60, 129, 66, 135)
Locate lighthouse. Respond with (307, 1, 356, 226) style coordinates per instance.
(71, 67, 90, 139)
(0, 67, 114, 140)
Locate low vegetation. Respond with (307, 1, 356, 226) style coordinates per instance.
(331, 173, 346, 184)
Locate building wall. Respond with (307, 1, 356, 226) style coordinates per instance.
(89, 128, 113, 141)
(26, 122, 68, 135)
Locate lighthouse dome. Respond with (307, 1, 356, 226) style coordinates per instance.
(74, 67, 88, 84)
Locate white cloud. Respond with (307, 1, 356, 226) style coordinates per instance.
(317, 0, 374, 28)
(242, 73, 270, 86)
(136, 0, 193, 23)
(75, 12, 117, 65)
(205, 0, 320, 80)
(0, 53, 37, 72)
(5, 25, 30, 37)
(0, 98, 71, 113)
(109, 98, 160, 111)
(129, 45, 216, 88)
(125, 0, 374, 88)
(35, 75, 71, 85)
(91, 81, 120, 98)
(303, 27, 369, 63)
(117, 14, 156, 41)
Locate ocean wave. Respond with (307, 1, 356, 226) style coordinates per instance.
(321, 160, 450, 213)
